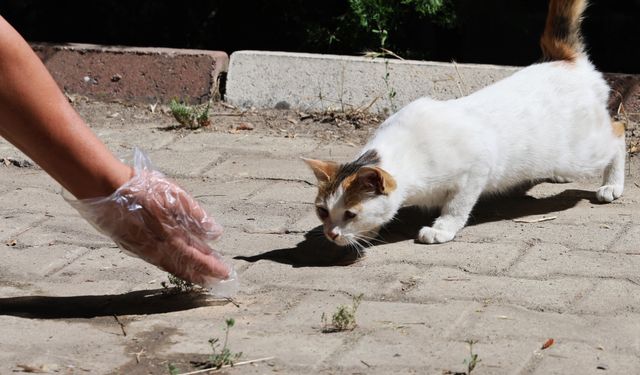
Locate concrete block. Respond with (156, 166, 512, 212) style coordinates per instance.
(226, 50, 519, 113)
(33, 43, 228, 104)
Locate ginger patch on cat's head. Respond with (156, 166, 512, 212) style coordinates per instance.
(303, 149, 396, 205)
(342, 166, 397, 207)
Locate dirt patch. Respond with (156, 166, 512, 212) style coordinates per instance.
(114, 325, 211, 375)
(72, 96, 639, 157)
(72, 97, 384, 147)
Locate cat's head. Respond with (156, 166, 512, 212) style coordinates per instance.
(303, 150, 398, 247)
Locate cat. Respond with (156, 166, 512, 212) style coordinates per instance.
(303, 0, 626, 247)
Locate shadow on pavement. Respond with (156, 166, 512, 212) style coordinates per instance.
(235, 188, 594, 267)
(0, 289, 228, 319)
(234, 229, 361, 267)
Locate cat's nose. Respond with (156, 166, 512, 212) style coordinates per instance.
(328, 229, 340, 240)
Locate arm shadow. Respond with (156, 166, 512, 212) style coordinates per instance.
(234, 188, 595, 268)
(0, 289, 228, 319)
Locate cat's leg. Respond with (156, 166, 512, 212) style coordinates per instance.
(417, 175, 486, 244)
(596, 135, 625, 203)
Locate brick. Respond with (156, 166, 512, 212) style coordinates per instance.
(33, 43, 228, 104)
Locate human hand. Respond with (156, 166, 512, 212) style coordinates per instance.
(65, 149, 237, 296)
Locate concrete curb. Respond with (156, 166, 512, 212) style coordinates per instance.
(225, 50, 519, 114)
(32, 43, 228, 105)
(226, 50, 640, 118)
(30, 44, 639, 120)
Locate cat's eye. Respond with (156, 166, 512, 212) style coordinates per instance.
(343, 210, 357, 220)
(316, 206, 329, 220)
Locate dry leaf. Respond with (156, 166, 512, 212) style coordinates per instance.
(286, 117, 298, 125)
(541, 338, 555, 350)
(220, 102, 236, 109)
(15, 364, 49, 373)
(513, 216, 557, 224)
(6, 239, 17, 246)
(236, 122, 255, 131)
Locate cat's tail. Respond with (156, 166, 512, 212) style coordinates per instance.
(540, 0, 588, 61)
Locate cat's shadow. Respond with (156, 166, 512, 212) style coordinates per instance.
(234, 188, 596, 267)
(0, 289, 229, 319)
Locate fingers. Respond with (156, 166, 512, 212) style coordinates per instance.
(174, 187, 223, 241)
(157, 238, 231, 285)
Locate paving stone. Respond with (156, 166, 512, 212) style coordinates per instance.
(248, 181, 316, 203)
(0, 316, 128, 375)
(205, 155, 313, 181)
(147, 148, 223, 177)
(0, 244, 88, 280)
(94, 127, 176, 153)
(363, 241, 521, 274)
(240, 261, 417, 297)
(405, 267, 592, 312)
(169, 131, 319, 156)
(509, 243, 640, 279)
(13, 214, 112, 248)
(454, 304, 640, 351)
(531, 341, 640, 375)
(1, 98, 639, 374)
(0, 187, 76, 216)
(572, 279, 640, 314)
(610, 223, 640, 253)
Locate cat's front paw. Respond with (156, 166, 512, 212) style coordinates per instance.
(417, 226, 456, 244)
(596, 185, 623, 203)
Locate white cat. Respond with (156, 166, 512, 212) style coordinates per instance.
(304, 0, 625, 246)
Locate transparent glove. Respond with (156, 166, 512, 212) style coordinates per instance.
(63, 148, 237, 297)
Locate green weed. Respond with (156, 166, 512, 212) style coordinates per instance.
(195, 318, 243, 370)
(161, 274, 196, 293)
(321, 294, 364, 333)
(169, 99, 211, 129)
(167, 362, 180, 375)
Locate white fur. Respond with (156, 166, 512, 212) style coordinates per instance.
(344, 57, 624, 244)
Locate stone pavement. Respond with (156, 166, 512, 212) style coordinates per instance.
(0, 104, 639, 375)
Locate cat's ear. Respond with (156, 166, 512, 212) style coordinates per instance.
(301, 158, 339, 183)
(356, 166, 397, 195)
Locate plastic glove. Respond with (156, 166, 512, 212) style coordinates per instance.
(63, 148, 237, 297)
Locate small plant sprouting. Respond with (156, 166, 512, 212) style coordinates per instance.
(169, 99, 211, 129)
(196, 318, 243, 370)
(321, 294, 364, 333)
(383, 59, 397, 113)
(167, 363, 180, 375)
(161, 274, 196, 293)
(463, 340, 480, 374)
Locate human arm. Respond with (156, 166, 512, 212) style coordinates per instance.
(0, 15, 233, 288)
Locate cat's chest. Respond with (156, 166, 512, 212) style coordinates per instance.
(402, 184, 451, 208)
